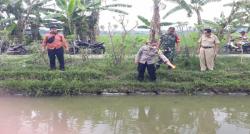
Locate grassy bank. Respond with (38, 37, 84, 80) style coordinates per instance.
(1, 54, 250, 96)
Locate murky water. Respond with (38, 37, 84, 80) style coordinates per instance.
(0, 96, 250, 134)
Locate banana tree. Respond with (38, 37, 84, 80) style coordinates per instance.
(0, 0, 52, 43)
(164, 0, 221, 25)
(150, 0, 161, 41)
(84, 0, 131, 42)
(224, 0, 250, 30)
(138, 0, 174, 41)
(137, 0, 163, 42)
(53, 0, 78, 36)
(203, 0, 250, 39)
(137, 15, 173, 30)
(50, 0, 131, 42)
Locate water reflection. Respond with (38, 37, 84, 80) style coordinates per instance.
(0, 96, 250, 134)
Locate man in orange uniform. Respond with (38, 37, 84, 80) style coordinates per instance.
(42, 25, 69, 71)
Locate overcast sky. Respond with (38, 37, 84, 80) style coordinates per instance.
(99, 0, 233, 31)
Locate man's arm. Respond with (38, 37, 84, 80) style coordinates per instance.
(175, 35, 181, 53)
(158, 49, 176, 69)
(41, 35, 48, 51)
(197, 37, 202, 54)
(61, 35, 69, 50)
(158, 50, 169, 63)
(135, 46, 143, 64)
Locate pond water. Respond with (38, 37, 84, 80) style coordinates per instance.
(0, 96, 250, 134)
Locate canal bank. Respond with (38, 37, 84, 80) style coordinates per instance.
(1, 55, 250, 96)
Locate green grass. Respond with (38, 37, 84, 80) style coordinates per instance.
(0, 33, 248, 96)
(96, 32, 229, 56)
(1, 54, 250, 96)
(97, 34, 149, 55)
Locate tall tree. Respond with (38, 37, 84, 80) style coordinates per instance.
(139, 0, 173, 42)
(150, 0, 161, 41)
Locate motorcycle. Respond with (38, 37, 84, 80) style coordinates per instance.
(89, 42, 106, 54)
(69, 40, 105, 55)
(6, 44, 28, 55)
(223, 39, 250, 54)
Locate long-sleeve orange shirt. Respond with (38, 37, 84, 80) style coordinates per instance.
(42, 33, 68, 49)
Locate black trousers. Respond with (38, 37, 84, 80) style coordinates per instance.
(137, 62, 156, 81)
(47, 47, 65, 70)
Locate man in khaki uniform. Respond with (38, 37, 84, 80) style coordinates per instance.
(197, 29, 220, 71)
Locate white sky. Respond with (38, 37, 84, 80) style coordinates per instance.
(99, 0, 233, 31)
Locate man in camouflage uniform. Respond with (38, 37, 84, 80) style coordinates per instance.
(156, 27, 180, 69)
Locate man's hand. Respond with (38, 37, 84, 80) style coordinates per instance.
(41, 47, 46, 53)
(135, 61, 139, 64)
(196, 48, 200, 54)
(65, 47, 69, 52)
(214, 49, 218, 58)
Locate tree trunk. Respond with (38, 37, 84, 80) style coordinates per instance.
(195, 9, 202, 26)
(31, 23, 41, 40)
(16, 18, 24, 44)
(94, 11, 100, 37)
(85, 0, 100, 43)
(88, 11, 99, 43)
(75, 21, 88, 41)
(150, 0, 161, 42)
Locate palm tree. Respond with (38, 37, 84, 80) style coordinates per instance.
(164, 0, 221, 25)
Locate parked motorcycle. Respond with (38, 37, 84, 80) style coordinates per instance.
(223, 39, 250, 54)
(69, 40, 105, 55)
(6, 44, 28, 55)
